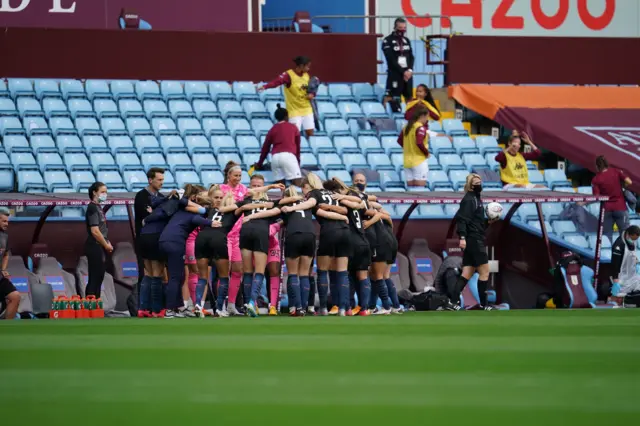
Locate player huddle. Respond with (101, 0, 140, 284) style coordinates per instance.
(137, 161, 401, 319)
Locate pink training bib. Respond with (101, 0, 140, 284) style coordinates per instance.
(220, 183, 248, 202)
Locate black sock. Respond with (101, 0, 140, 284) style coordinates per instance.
(451, 276, 469, 305)
(477, 279, 489, 306)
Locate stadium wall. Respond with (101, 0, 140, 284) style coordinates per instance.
(0, 28, 378, 83)
(262, 0, 367, 33)
(448, 35, 640, 85)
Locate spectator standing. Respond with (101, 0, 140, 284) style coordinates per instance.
(0, 208, 20, 320)
(495, 132, 545, 189)
(592, 155, 632, 243)
(382, 18, 414, 113)
(85, 182, 113, 298)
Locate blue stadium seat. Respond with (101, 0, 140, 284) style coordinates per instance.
(431, 136, 455, 156)
(143, 100, 170, 120)
(111, 80, 136, 100)
(175, 169, 202, 186)
(8, 79, 35, 99)
(333, 136, 359, 155)
(0, 81, 8, 99)
(314, 84, 330, 102)
(166, 149, 193, 174)
(444, 204, 459, 217)
(217, 100, 245, 119)
(16, 97, 43, 117)
(527, 220, 553, 233)
(0, 98, 17, 116)
(69, 168, 95, 191)
(360, 101, 387, 118)
(463, 153, 488, 171)
(83, 135, 108, 153)
(357, 135, 382, 154)
(516, 203, 539, 222)
(43, 168, 70, 192)
(75, 117, 101, 136)
(140, 149, 169, 171)
(428, 155, 442, 171)
(93, 99, 118, 119)
(343, 152, 368, 171)
(232, 82, 259, 101)
(31, 135, 56, 153)
(36, 149, 64, 173)
(160, 81, 185, 101)
(427, 170, 450, 189)
(324, 169, 350, 184)
(264, 100, 285, 116)
(318, 152, 343, 169)
(217, 151, 242, 169)
(316, 101, 340, 120)
(34, 79, 61, 100)
(192, 149, 217, 173)
(89, 149, 116, 173)
(56, 135, 82, 153)
(202, 117, 226, 136)
(132, 135, 160, 155)
(300, 152, 318, 169)
(237, 135, 260, 153)
(251, 118, 272, 137)
(577, 186, 592, 195)
(552, 220, 577, 236)
(442, 119, 467, 136)
(475, 136, 502, 155)
(351, 83, 378, 102)
(101, 117, 127, 137)
(390, 152, 403, 172)
(201, 169, 225, 187)
(309, 136, 334, 154)
(22, 116, 50, 137)
(126, 117, 152, 137)
(123, 168, 147, 191)
(68, 99, 94, 119)
(541, 203, 563, 221)
(379, 169, 403, 189)
(85, 80, 111, 100)
(184, 135, 210, 155)
(226, 118, 251, 138)
(210, 135, 236, 155)
(209, 82, 235, 102)
(439, 154, 466, 172)
(448, 170, 468, 190)
(527, 169, 544, 184)
(544, 169, 571, 189)
(184, 82, 209, 101)
(115, 149, 142, 172)
(367, 152, 392, 170)
(2, 135, 29, 152)
(587, 234, 611, 250)
(168, 100, 195, 120)
(17, 168, 45, 192)
(0, 116, 25, 136)
(242, 148, 261, 166)
(429, 121, 443, 133)
(63, 149, 90, 172)
(380, 135, 402, 155)
(452, 136, 478, 155)
(258, 84, 283, 102)
(324, 119, 349, 137)
(416, 205, 445, 219)
(60, 79, 85, 100)
(563, 233, 589, 249)
(193, 100, 219, 120)
(135, 81, 162, 101)
(242, 100, 268, 119)
(328, 84, 354, 103)
(97, 168, 124, 185)
(159, 135, 185, 155)
(485, 153, 500, 170)
(337, 102, 364, 120)
(118, 99, 144, 119)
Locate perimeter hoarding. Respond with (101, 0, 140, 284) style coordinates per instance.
(0, 0, 250, 31)
(377, 0, 640, 38)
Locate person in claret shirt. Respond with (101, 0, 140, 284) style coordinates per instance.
(254, 104, 302, 187)
(592, 155, 633, 243)
(495, 131, 545, 190)
(257, 56, 315, 137)
(398, 106, 430, 188)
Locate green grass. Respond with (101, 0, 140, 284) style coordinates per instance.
(1, 310, 639, 425)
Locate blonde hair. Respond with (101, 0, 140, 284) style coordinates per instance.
(303, 172, 323, 190)
(195, 192, 213, 207)
(208, 184, 221, 198)
(251, 191, 269, 201)
(284, 185, 299, 198)
(220, 190, 235, 207)
(463, 173, 482, 192)
(331, 177, 351, 194)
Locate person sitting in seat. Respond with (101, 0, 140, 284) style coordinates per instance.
(495, 131, 545, 190)
(611, 225, 640, 297)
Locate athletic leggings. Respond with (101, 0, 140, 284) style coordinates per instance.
(85, 240, 105, 298)
(160, 241, 187, 310)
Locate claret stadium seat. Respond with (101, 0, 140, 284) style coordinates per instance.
(75, 256, 118, 314)
(407, 239, 442, 293)
(4, 256, 39, 315)
(35, 257, 76, 298)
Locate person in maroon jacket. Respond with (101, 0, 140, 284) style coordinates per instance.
(254, 104, 302, 186)
(592, 155, 633, 243)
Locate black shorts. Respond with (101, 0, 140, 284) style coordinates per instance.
(371, 244, 394, 264)
(385, 72, 413, 100)
(240, 227, 269, 254)
(462, 240, 488, 268)
(195, 231, 228, 261)
(317, 228, 352, 258)
(350, 242, 371, 272)
(138, 232, 164, 261)
(0, 277, 17, 299)
(388, 236, 398, 265)
(285, 232, 316, 259)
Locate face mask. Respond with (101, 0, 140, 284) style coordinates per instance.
(473, 184, 483, 193)
(97, 194, 107, 203)
(396, 29, 406, 36)
(626, 238, 636, 247)
(355, 183, 366, 192)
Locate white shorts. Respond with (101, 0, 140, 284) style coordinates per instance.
(289, 114, 315, 131)
(503, 183, 538, 190)
(404, 160, 429, 182)
(271, 152, 302, 181)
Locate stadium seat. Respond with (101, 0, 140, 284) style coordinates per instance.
(577, 186, 593, 195)
(300, 152, 318, 169)
(63, 149, 91, 173)
(552, 220, 577, 236)
(541, 203, 564, 221)
(209, 82, 235, 101)
(168, 100, 195, 119)
(448, 170, 468, 190)
(69, 168, 95, 191)
(485, 153, 500, 170)
(131, 135, 159, 155)
(16, 97, 43, 117)
(0, 98, 17, 116)
(236, 135, 260, 153)
(30, 135, 56, 153)
(184, 82, 209, 101)
(333, 136, 359, 155)
(43, 168, 70, 191)
(141, 149, 169, 171)
(8, 79, 35, 99)
(97, 168, 124, 185)
(67, 99, 94, 119)
(343, 152, 368, 171)
(242, 100, 268, 119)
(42, 98, 69, 119)
(587, 234, 612, 250)
(527, 220, 553, 232)
(427, 155, 442, 171)
(159, 135, 185, 154)
(192, 149, 217, 173)
(82, 135, 107, 153)
(217, 151, 242, 169)
(10, 148, 37, 171)
(367, 152, 392, 170)
(327, 169, 352, 185)
(316, 102, 340, 120)
(93, 99, 119, 118)
(135, 80, 162, 101)
(314, 84, 330, 102)
(431, 136, 456, 156)
(22, 116, 50, 137)
(324, 119, 350, 137)
(111, 80, 136, 100)
(217, 100, 245, 119)
(202, 118, 226, 136)
(210, 135, 236, 155)
(328, 84, 354, 103)
(175, 169, 202, 187)
(60, 79, 85, 100)
(144, 100, 170, 120)
(201, 169, 225, 187)
(439, 154, 466, 172)
(36, 149, 64, 172)
(55, 134, 82, 153)
(427, 170, 451, 189)
(107, 135, 135, 154)
(167, 149, 193, 174)
(475, 136, 502, 155)
(101, 117, 127, 137)
(85, 80, 111, 100)
(16, 166, 45, 191)
(226, 118, 251, 138)
(183, 135, 209, 155)
(544, 169, 571, 189)
(4, 256, 37, 314)
(34, 79, 61, 100)
(380, 135, 402, 155)
(89, 149, 116, 173)
(126, 117, 152, 137)
(452, 136, 478, 155)
(351, 83, 378, 102)
(357, 135, 382, 154)
(442, 119, 467, 136)
(115, 149, 142, 172)
(337, 101, 364, 120)
(193, 100, 219, 120)
(122, 168, 147, 190)
(563, 233, 589, 249)
(2, 135, 29, 152)
(416, 205, 446, 219)
(407, 239, 442, 292)
(463, 153, 488, 171)
(232, 82, 259, 101)
(308, 136, 334, 154)
(251, 118, 272, 137)
(318, 152, 343, 169)
(361, 101, 388, 117)
(119, 99, 144, 118)
(75, 256, 118, 314)
(514, 203, 539, 222)
(160, 81, 186, 101)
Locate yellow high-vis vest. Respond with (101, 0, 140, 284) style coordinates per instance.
(501, 151, 529, 184)
(403, 122, 428, 168)
(284, 70, 312, 118)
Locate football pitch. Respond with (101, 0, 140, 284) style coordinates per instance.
(1, 310, 639, 426)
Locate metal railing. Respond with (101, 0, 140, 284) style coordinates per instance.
(261, 15, 453, 88)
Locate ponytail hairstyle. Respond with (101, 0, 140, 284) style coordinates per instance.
(418, 84, 440, 114)
(274, 103, 289, 122)
(208, 184, 221, 198)
(463, 173, 482, 193)
(331, 177, 351, 194)
(404, 106, 429, 136)
(195, 192, 213, 207)
(284, 185, 299, 198)
(302, 172, 323, 190)
(223, 161, 241, 184)
(595, 155, 609, 173)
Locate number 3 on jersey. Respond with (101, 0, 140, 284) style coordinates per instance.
(352, 209, 362, 229)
